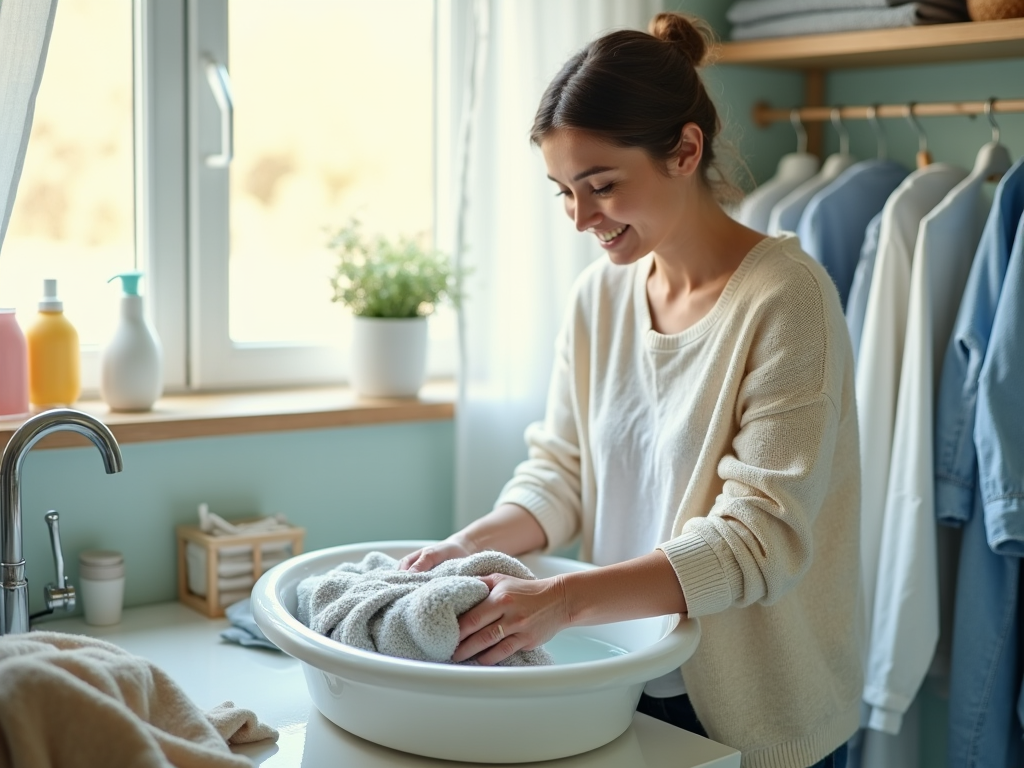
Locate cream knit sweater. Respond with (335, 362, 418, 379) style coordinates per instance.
(496, 236, 864, 768)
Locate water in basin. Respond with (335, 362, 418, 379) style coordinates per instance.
(545, 632, 628, 664)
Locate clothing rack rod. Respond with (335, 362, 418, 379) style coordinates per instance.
(754, 98, 1024, 128)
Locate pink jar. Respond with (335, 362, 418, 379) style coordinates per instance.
(0, 309, 30, 417)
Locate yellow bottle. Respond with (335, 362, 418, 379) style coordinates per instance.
(26, 279, 80, 408)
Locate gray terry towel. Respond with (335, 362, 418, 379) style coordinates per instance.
(729, 3, 966, 39)
(727, 0, 967, 25)
(297, 551, 555, 667)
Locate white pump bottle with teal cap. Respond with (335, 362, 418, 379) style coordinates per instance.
(101, 271, 163, 411)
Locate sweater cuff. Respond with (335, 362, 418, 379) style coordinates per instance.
(658, 532, 735, 618)
(495, 487, 577, 554)
(867, 706, 902, 735)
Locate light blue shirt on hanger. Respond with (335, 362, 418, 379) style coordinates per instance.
(768, 152, 859, 236)
(845, 210, 884, 365)
(796, 159, 909, 310)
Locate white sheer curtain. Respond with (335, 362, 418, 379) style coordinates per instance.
(0, 0, 58, 249)
(438, 0, 662, 530)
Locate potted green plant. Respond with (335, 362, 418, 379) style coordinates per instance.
(328, 219, 462, 398)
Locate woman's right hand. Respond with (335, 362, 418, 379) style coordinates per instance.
(398, 538, 475, 572)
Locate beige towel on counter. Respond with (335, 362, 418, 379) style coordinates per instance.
(0, 631, 278, 768)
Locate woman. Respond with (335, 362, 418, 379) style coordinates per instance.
(400, 12, 862, 768)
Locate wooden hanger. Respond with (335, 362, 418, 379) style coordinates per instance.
(905, 103, 933, 169)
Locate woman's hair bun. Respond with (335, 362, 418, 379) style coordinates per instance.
(648, 12, 714, 68)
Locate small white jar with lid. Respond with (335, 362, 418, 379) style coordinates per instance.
(79, 550, 125, 625)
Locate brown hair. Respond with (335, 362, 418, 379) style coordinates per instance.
(530, 12, 738, 203)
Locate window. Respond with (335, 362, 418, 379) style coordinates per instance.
(3, 0, 448, 395)
(0, 0, 134, 391)
(189, 0, 448, 388)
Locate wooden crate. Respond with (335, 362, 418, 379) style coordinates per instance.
(176, 521, 305, 618)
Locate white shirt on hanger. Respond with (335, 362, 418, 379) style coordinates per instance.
(735, 151, 820, 234)
(866, 148, 995, 729)
(855, 162, 968, 735)
(768, 152, 858, 235)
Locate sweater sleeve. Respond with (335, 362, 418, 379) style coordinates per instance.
(494, 296, 584, 552)
(660, 268, 847, 618)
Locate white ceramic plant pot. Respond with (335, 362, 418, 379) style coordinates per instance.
(350, 316, 428, 398)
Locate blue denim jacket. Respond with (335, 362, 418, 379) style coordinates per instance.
(934, 157, 1024, 768)
(935, 157, 1024, 529)
(945, 492, 1022, 768)
(976, 210, 1024, 555)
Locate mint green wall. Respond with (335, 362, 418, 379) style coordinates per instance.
(670, 4, 1024, 765)
(19, 420, 454, 616)
(702, 64, 806, 188)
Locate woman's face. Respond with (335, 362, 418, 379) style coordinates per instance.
(540, 127, 700, 265)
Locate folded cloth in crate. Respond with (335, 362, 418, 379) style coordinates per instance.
(0, 631, 278, 768)
(186, 542, 292, 597)
(297, 551, 554, 666)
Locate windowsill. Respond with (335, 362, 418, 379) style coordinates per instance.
(0, 381, 455, 452)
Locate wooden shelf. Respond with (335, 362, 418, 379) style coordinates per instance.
(714, 18, 1024, 69)
(0, 381, 455, 451)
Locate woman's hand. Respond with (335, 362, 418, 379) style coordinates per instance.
(452, 574, 570, 665)
(452, 551, 688, 665)
(397, 504, 548, 573)
(397, 538, 474, 572)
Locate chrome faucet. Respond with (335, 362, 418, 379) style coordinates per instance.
(1, 409, 123, 635)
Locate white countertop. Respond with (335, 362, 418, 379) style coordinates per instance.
(41, 602, 740, 768)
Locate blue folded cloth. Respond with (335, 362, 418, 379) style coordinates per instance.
(730, 3, 967, 40)
(727, 0, 967, 25)
(220, 599, 281, 652)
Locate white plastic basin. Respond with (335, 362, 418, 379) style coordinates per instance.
(251, 540, 701, 763)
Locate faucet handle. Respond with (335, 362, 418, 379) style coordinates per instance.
(44, 511, 76, 612)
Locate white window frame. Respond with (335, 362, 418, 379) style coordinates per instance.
(129, 0, 453, 392)
(135, 0, 188, 393)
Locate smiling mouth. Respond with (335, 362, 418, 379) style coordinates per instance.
(595, 225, 628, 243)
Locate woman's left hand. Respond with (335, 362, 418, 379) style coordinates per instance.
(452, 574, 570, 665)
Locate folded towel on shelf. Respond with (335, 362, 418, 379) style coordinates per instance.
(297, 551, 555, 667)
(727, 0, 967, 25)
(730, 3, 967, 39)
(0, 631, 278, 768)
(220, 598, 281, 652)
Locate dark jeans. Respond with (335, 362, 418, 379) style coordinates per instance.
(637, 693, 849, 768)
